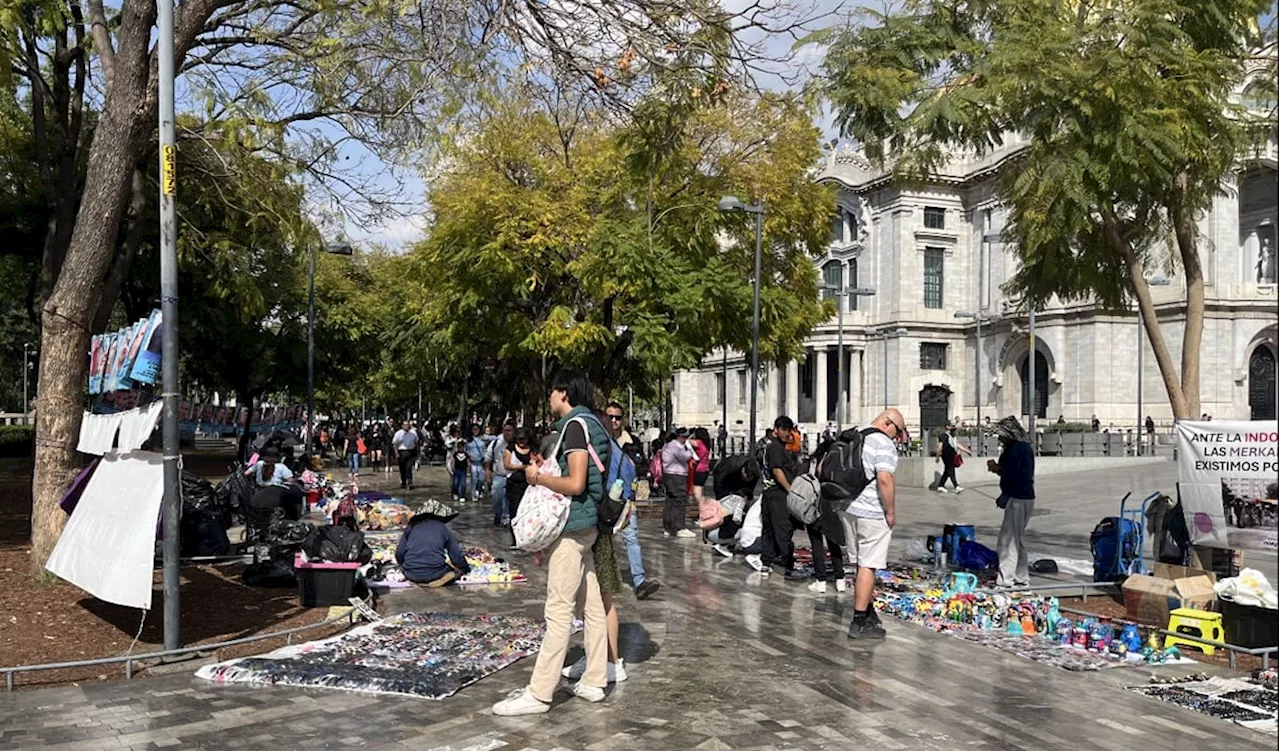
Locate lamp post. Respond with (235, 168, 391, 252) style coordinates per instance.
(306, 242, 354, 457)
(22, 343, 35, 425)
(721, 348, 728, 454)
(718, 195, 765, 447)
(1138, 275, 1172, 454)
(869, 327, 909, 410)
(1028, 306, 1036, 439)
(820, 282, 876, 432)
(954, 310, 997, 430)
(157, 0, 180, 651)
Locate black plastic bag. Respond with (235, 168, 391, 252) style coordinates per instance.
(181, 471, 218, 513)
(267, 519, 315, 547)
(303, 525, 372, 564)
(180, 510, 231, 557)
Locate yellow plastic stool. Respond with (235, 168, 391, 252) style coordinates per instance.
(1164, 608, 1224, 655)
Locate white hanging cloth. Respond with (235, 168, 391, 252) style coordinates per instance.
(116, 400, 163, 452)
(76, 412, 122, 456)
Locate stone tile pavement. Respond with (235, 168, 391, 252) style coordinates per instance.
(0, 464, 1271, 750)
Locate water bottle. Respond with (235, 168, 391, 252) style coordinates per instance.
(609, 478, 624, 501)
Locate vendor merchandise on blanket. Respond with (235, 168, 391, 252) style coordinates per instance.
(196, 613, 542, 699)
(872, 567, 1193, 672)
(1130, 670, 1278, 734)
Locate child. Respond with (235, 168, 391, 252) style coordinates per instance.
(449, 439, 470, 503)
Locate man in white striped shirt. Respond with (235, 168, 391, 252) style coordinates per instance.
(844, 408, 907, 640)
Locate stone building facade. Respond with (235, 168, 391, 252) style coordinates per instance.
(673, 69, 1278, 440)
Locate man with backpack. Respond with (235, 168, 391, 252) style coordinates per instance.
(842, 408, 907, 639)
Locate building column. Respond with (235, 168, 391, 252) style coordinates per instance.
(847, 348, 862, 426)
(785, 359, 800, 421)
(765, 363, 779, 428)
(815, 348, 829, 426)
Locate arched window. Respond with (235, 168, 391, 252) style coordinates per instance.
(1241, 81, 1277, 112)
(1249, 346, 1276, 420)
(822, 260, 843, 301)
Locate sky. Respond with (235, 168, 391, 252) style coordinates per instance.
(342, 0, 856, 249)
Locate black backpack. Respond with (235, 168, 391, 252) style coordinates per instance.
(816, 427, 885, 501)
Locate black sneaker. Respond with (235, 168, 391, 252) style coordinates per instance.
(847, 618, 886, 640)
(784, 569, 810, 582)
(868, 608, 884, 627)
(635, 580, 661, 600)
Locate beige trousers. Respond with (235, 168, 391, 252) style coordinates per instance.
(528, 527, 608, 702)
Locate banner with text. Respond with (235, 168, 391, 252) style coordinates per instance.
(1176, 420, 1278, 552)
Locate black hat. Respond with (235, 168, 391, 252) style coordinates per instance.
(260, 446, 282, 461)
(675, 427, 689, 437)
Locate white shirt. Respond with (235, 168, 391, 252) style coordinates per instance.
(392, 429, 418, 451)
(488, 436, 511, 476)
(847, 429, 898, 519)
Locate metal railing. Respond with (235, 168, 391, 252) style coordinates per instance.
(1, 595, 370, 692)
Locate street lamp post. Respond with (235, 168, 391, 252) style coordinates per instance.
(1028, 306, 1036, 439)
(306, 242, 354, 457)
(954, 310, 997, 430)
(869, 327, 909, 410)
(821, 283, 876, 432)
(1138, 275, 1172, 454)
(718, 196, 765, 447)
(22, 343, 35, 425)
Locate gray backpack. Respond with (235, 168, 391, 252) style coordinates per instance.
(786, 473, 821, 525)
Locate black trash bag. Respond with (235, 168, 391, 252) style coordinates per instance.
(181, 471, 218, 513)
(267, 519, 315, 547)
(215, 464, 255, 517)
(180, 509, 231, 557)
(303, 525, 372, 564)
(242, 559, 297, 588)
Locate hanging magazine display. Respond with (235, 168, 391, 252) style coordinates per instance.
(1176, 420, 1278, 552)
(87, 309, 162, 394)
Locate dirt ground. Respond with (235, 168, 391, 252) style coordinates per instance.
(0, 454, 341, 691)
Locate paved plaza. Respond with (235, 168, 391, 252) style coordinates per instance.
(0, 463, 1272, 750)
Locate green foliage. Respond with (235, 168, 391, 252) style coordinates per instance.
(0, 425, 34, 456)
(408, 85, 835, 407)
(817, 0, 1274, 308)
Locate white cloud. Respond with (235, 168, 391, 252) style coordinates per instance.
(352, 214, 428, 252)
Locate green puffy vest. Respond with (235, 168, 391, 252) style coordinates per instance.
(554, 406, 610, 534)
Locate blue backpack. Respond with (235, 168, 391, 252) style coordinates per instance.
(579, 414, 636, 531)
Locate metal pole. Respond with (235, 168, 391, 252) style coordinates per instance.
(157, 0, 181, 652)
(1137, 307, 1143, 456)
(975, 315, 983, 430)
(836, 293, 845, 433)
(305, 246, 315, 457)
(721, 349, 728, 442)
(748, 209, 763, 446)
(22, 345, 29, 425)
(1028, 306, 1037, 440)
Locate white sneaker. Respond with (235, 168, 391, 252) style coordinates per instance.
(492, 687, 550, 716)
(745, 554, 767, 573)
(835, 579, 848, 593)
(675, 529, 696, 539)
(569, 682, 605, 702)
(663, 531, 672, 538)
(808, 580, 828, 594)
(711, 544, 734, 558)
(936, 487, 948, 493)
(563, 658, 627, 684)
(955, 486, 965, 494)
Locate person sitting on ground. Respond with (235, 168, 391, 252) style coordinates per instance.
(395, 499, 470, 587)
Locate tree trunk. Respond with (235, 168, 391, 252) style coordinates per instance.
(29, 0, 157, 573)
(1172, 176, 1204, 419)
(1104, 209, 1191, 420)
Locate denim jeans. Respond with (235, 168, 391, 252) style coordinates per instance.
(347, 453, 360, 473)
(469, 464, 486, 499)
(451, 469, 467, 499)
(491, 475, 508, 522)
(618, 510, 646, 587)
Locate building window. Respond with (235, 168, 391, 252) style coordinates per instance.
(923, 247, 945, 309)
(924, 206, 946, 230)
(848, 260, 859, 311)
(715, 372, 725, 406)
(822, 260, 843, 301)
(830, 213, 844, 244)
(920, 343, 948, 370)
(737, 370, 747, 405)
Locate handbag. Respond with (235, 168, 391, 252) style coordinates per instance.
(356, 438, 367, 455)
(952, 453, 963, 467)
(698, 496, 725, 531)
(511, 418, 581, 552)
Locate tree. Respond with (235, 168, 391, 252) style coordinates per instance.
(411, 84, 835, 412)
(815, 0, 1276, 419)
(10, 0, 819, 569)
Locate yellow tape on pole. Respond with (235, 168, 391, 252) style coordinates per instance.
(161, 145, 176, 196)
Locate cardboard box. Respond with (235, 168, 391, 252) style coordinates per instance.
(1121, 564, 1218, 625)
